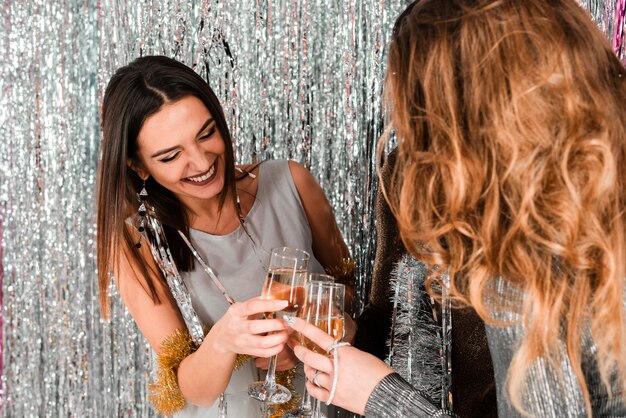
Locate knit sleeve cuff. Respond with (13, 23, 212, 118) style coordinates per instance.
(365, 373, 456, 418)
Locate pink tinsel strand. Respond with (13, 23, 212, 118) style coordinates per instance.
(613, 0, 626, 62)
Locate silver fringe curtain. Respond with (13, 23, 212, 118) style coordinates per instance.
(0, 0, 623, 416)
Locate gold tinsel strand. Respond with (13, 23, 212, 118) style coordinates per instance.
(325, 258, 356, 287)
(149, 328, 252, 416)
(148, 329, 196, 416)
(234, 353, 252, 370)
(268, 367, 302, 418)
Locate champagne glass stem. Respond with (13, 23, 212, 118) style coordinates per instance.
(249, 247, 309, 404)
(312, 398, 321, 418)
(301, 388, 312, 411)
(282, 378, 314, 418)
(261, 402, 271, 418)
(264, 354, 278, 388)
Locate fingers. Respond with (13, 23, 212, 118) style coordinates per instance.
(275, 349, 298, 370)
(284, 316, 335, 353)
(255, 354, 297, 371)
(292, 344, 333, 374)
(246, 343, 285, 359)
(247, 331, 289, 349)
(230, 297, 289, 317)
(276, 344, 298, 369)
(305, 365, 332, 388)
(304, 364, 332, 405)
(231, 329, 288, 358)
(305, 380, 330, 404)
(246, 318, 287, 335)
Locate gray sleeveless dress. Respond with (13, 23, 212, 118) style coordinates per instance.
(177, 160, 324, 418)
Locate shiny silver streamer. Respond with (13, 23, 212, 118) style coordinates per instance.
(581, 0, 626, 63)
(144, 213, 205, 345)
(387, 255, 451, 410)
(0, 1, 622, 417)
(0, 1, 134, 417)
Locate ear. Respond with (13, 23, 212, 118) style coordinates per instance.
(127, 159, 150, 181)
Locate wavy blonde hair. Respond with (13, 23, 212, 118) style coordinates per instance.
(382, 0, 626, 414)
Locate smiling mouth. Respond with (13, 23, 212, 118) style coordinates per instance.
(183, 161, 217, 184)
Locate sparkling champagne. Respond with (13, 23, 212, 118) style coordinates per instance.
(262, 268, 307, 318)
(300, 315, 345, 353)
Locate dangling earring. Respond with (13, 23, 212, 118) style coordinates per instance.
(136, 180, 148, 248)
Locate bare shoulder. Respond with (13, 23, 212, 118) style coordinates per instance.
(115, 229, 162, 299)
(287, 160, 321, 195)
(286, 160, 351, 270)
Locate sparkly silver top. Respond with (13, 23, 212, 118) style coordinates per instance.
(365, 277, 626, 417)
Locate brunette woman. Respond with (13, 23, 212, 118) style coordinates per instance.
(97, 55, 352, 417)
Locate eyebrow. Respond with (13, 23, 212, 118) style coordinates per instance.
(150, 117, 215, 158)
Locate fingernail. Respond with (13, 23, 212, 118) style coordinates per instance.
(277, 300, 289, 308)
(283, 315, 296, 325)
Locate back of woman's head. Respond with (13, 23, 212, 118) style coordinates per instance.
(97, 56, 236, 317)
(384, 0, 626, 414)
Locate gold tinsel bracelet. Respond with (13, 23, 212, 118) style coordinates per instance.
(148, 328, 251, 416)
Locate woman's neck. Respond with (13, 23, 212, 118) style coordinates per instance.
(183, 165, 259, 235)
(185, 192, 241, 236)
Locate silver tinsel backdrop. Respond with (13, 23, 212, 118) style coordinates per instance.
(0, 0, 624, 416)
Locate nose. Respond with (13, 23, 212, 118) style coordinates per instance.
(187, 143, 212, 173)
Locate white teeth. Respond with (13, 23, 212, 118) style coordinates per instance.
(187, 164, 215, 182)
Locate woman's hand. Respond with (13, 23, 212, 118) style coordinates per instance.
(285, 316, 394, 415)
(210, 297, 290, 358)
(254, 345, 298, 371)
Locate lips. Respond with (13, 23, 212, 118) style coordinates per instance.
(182, 161, 217, 186)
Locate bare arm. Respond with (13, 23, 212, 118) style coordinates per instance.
(117, 243, 289, 408)
(288, 160, 356, 340)
(288, 160, 350, 268)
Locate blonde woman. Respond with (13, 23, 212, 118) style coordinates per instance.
(287, 0, 626, 416)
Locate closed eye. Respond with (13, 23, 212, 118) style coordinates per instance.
(199, 125, 216, 141)
(158, 124, 216, 163)
(159, 152, 180, 163)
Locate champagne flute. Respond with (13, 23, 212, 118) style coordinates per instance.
(283, 273, 336, 418)
(248, 247, 309, 404)
(287, 279, 345, 418)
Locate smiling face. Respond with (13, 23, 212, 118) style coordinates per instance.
(133, 95, 227, 210)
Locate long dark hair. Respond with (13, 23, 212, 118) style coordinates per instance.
(97, 55, 237, 317)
